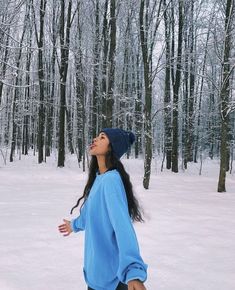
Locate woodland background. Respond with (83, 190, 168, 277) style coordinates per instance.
(0, 0, 234, 191)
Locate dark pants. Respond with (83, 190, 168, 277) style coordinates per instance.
(88, 281, 128, 290)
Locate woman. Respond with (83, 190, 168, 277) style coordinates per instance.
(58, 128, 148, 290)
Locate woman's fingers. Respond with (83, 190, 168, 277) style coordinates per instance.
(59, 227, 68, 233)
(128, 280, 146, 290)
(58, 224, 67, 231)
(58, 220, 72, 236)
(63, 232, 70, 236)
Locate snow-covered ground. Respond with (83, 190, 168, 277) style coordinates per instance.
(0, 152, 235, 290)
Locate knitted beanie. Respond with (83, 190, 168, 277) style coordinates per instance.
(100, 128, 135, 159)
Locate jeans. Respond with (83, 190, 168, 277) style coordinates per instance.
(88, 281, 128, 290)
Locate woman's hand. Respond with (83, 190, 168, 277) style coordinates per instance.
(128, 279, 146, 290)
(58, 219, 72, 236)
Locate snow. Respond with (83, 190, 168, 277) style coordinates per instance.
(0, 153, 235, 290)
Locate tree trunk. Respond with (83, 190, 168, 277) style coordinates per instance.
(163, 0, 172, 170)
(75, 1, 85, 169)
(22, 27, 32, 156)
(0, 32, 9, 106)
(101, 0, 109, 128)
(140, 0, 153, 189)
(9, 13, 27, 162)
(91, 0, 100, 138)
(45, 0, 57, 157)
(37, 0, 47, 164)
(187, 0, 195, 163)
(58, 0, 72, 167)
(172, 0, 184, 173)
(106, 0, 116, 127)
(218, 0, 234, 192)
(134, 51, 143, 159)
(66, 86, 74, 154)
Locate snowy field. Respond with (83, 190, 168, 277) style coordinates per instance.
(0, 152, 235, 290)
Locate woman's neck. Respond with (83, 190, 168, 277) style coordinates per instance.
(96, 155, 108, 174)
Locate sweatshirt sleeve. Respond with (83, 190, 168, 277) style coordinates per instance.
(70, 201, 87, 233)
(102, 174, 148, 284)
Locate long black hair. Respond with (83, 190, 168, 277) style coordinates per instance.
(70, 143, 144, 222)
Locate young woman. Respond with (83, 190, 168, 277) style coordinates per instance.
(58, 128, 148, 290)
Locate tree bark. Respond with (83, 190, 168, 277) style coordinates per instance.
(91, 0, 100, 137)
(106, 0, 116, 127)
(163, 0, 172, 170)
(139, 0, 153, 189)
(58, 0, 72, 167)
(172, 0, 184, 173)
(101, 0, 109, 128)
(37, 0, 47, 164)
(218, 0, 234, 192)
(9, 11, 27, 162)
(45, 0, 57, 157)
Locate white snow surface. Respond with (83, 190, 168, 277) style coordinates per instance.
(0, 153, 235, 290)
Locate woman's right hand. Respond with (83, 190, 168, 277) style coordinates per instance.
(58, 219, 73, 236)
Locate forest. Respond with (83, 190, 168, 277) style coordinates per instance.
(0, 0, 234, 191)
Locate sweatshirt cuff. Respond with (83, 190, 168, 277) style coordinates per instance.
(70, 218, 79, 233)
(125, 265, 148, 284)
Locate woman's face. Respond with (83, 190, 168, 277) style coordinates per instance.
(89, 132, 110, 156)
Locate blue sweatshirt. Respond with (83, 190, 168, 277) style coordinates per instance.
(70, 169, 148, 290)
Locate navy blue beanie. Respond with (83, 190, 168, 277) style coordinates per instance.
(100, 128, 135, 159)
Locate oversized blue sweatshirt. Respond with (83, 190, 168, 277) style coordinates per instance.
(70, 169, 148, 290)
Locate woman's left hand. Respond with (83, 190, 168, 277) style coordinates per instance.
(127, 279, 146, 290)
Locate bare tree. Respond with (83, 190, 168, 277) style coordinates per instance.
(218, 0, 234, 192)
(57, 0, 73, 167)
(32, 0, 47, 163)
(91, 0, 100, 138)
(106, 0, 116, 127)
(9, 7, 28, 162)
(171, 0, 184, 173)
(139, 0, 163, 188)
(163, 0, 172, 169)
